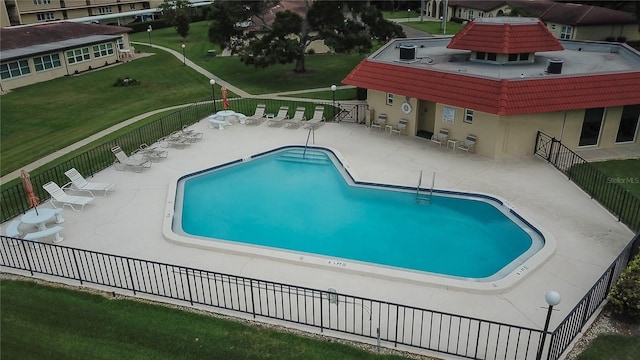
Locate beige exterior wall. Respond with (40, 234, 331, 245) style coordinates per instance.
(365, 90, 639, 158)
(573, 24, 640, 42)
(0, 0, 10, 27)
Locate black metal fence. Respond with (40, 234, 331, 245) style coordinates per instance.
(534, 131, 640, 232)
(2, 233, 638, 359)
(0, 97, 337, 223)
(1, 236, 548, 359)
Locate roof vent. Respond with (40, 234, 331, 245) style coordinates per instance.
(546, 59, 563, 74)
(399, 45, 417, 61)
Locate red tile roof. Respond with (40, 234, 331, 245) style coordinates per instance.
(342, 59, 640, 115)
(0, 22, 131, 51)
(447, 18, 563, 53)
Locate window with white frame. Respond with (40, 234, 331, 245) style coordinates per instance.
(479, 11, 484, 17)
(34, 54, 61, 71)
(66, 48, 90, 64)
(36, 12, 55, 21)
(560, 25, 573, 40)
(386, 93, 394, 106)
(464, 109, 474, 123)
(129, 4, 135, 10)
(550, 24, 556, 30)
(33, 0, 52, 4)
(117, 38, 124, 50)
(468, 10, 474, 20)
(93, 43, 114, 58)
(98, 6, 113, 14)
(1, 60, 31, 79)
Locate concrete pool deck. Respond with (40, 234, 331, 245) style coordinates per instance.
(2, 119, 636, 358)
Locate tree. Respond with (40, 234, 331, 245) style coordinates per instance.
(208, 0, 405, 73)
(158, 0, 192, 39)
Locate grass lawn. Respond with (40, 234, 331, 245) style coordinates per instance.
(0, 279, 410, 360)
(576, 334, 640, 360)
(404, 21, 464, 36)
(130, 22, 366, 94)
(0, 22, 364, 176)
(590, 159, 640, 197)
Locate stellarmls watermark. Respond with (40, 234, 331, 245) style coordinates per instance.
(607, 177, 640, 184)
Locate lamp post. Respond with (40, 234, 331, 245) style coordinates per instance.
(147, 26, 152, 46)
(209, 79, 217, 113)
(536, 291, 561, 360)
(330, 84, 337, 121)
(407, 8, 410, 22)
(181, 43, 186, 65)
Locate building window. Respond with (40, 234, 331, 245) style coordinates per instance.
(476, 52, 486, 60)
(467, 10, 474, 20)
(33, 0, 52, 4)
(93, 43, 114, 58)
(1, 60, 31, 79)
(519, 53, 530, 61)
(464, 109, 474, 124)
(479, 11, 484, 17)
(98, 6, 113, 14)
(508, 53, 518, 61)
(66, 48, 90, 64)
(129, 4, 135, 10)
(550, 24, 556, 30)
(36, 12, 55, 21)
(560, 25, 573, 40)
(616, 105, 640, 143)
(487, 53, 497, 61)
(117, 38, 124, 50)
(579, 108, 605, 146)
(34, 54, 61, 71)
(386, 93, 394, 106)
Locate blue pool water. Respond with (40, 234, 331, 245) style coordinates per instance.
(175, 147, 543, 279)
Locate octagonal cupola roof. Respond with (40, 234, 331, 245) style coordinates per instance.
(447, 17, 564, 54)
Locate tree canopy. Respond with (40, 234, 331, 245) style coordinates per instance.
(208, 0, 405, 73)
(158, 0, 192, 39)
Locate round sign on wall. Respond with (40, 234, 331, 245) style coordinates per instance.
(401, 102, 412, 114)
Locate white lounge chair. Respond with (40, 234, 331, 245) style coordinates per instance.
(303, 106, 325, 129)
(431, 128, 449, 146)
(284, 107, 306, 128)
(390, 119, 408, 135)
(371, 114, 387, 131)
(267, 106, 289, 127)
(159, 132, 192, 148)
(245, 104, 266, 125)
(43, 181, 94, 211)
(457, 134, 477, 153)
(111, 146, 152, 172)
(63, 168, 115, 198)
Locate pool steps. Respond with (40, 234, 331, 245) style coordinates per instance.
(277, 149, 331, 165)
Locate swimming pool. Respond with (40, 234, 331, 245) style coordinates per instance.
(167, 146, 545, 285)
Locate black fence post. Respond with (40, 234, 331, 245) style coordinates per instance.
(72, 248, 83, 285)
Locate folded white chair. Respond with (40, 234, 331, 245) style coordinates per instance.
(43, 181, 94, 211)
(63, 168, 115, 198)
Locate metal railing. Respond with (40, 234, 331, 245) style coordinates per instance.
(0, 236, 547, 359)
(2, 233, 638, 360)
(0, 97, 339, 223)
(534, 131, 640, 232)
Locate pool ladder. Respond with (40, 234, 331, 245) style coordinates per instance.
(416, 171, 435, 204)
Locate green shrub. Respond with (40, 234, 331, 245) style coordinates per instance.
(114, 77, 140, 87)
(607, 253, 640, 321)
